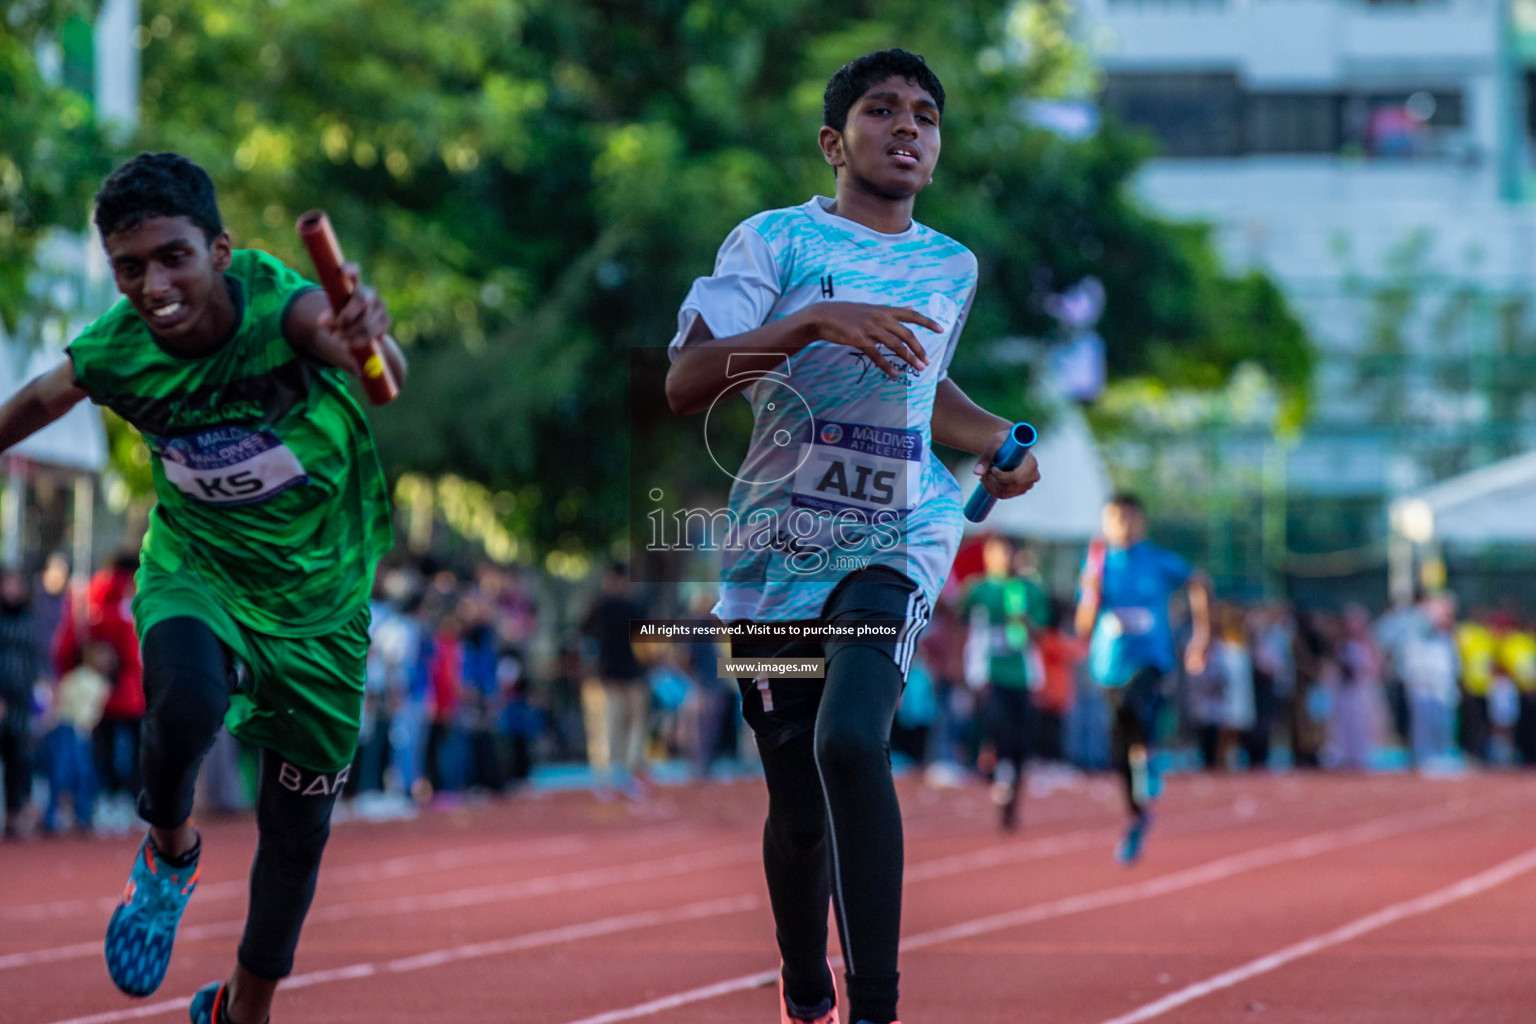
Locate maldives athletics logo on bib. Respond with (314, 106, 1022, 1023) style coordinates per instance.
(156, 425, 309, 506)
(792, 419, 922, 517)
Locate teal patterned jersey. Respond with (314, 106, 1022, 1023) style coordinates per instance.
(669, 196, 979, 622)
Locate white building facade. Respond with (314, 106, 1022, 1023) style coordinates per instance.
(1078, 0, 1536, 601)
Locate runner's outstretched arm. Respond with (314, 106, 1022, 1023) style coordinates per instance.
(931, 377, 1040, 500)
(283, 263, 408, 389)
(0, 360, 88, 453)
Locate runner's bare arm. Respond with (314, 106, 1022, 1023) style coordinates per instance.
(1183, 571, 1212, 674)
(284, 277, 408, 388)
(1074, 589, 1100, 641)
(0, 360, 88, 454)
(665, 302, 940, 416)
(931, 379, 1040, 500)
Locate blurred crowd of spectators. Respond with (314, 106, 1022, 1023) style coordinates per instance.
(0, 552, 145, 839)
(1164, 589, 1536, 776)
(4, 541, 1536, 839)
(352, 558, 745, 812)
(908, 541, 1536, 789)
(0, 551, 753, 836)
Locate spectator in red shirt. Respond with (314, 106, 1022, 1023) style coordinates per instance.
(424, 612, 465, 797)
(1034, 599, 1087, 764)
(54, 552, 144, 825)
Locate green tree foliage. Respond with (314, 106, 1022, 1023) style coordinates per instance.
(0, 0, 115, 331)
(119, 0, 1311, 555)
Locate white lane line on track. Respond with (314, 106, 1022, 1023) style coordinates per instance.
(2, 822, 714, 922)
(39, 896, 764, 1024)
(1, 802, 1233, 974)
(551, 796, 1520, 1024)
(0, 788, 1455, 976)
(2, 818, 1111, 974)
(1093, 843, 1536, 1024)
(25, 811, 1163, 1022)
(0, 843, 761, 972)
(3, 835, 594, 922)
(896, 798, 1470, 952)
(19, 786, 1510, 1024)
(0, 773, 1354, 928)
(558, 968, 780, 1024)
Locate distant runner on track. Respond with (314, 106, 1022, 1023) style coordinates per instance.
(1076, 493, 1210, 865)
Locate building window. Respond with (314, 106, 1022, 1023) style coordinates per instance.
(1101, 72, 1244, 157)
(1103, 73, 1465, 159)
(1248, 93, 1342, 154)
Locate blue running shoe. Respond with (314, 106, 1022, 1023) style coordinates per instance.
(189, 980, 269, 1024)
(189, 981, 225, 1024)
(1147, 751, 1166, 801)
(1116, 812, 1151, 866)
(105, 834, 200, 997)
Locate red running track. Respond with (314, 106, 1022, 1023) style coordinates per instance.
(3, 770, 1536, 1023)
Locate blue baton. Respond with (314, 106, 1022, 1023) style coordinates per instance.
(963, 421, 1038, 524)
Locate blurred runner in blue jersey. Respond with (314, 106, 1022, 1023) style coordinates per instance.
(1076, 494, 1210, 865)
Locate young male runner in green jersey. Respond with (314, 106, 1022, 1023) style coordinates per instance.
(0, 152, 404, 1024)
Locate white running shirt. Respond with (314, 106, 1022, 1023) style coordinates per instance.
(669, 196, 979, 622)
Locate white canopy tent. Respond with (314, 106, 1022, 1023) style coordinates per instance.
(1387, 449, 1536, 602)
(1391, 450, 1536, 546)
(962, 399, 1111, 542)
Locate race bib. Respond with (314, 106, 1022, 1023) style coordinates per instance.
(1106, 606, 1156, 636)
(790, 419, 922, 517)
(157, 426, 309, 506)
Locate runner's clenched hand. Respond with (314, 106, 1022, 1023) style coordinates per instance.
(972, 426, 1042, 499)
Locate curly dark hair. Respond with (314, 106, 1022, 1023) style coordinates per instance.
(93, 152, 224, 242)
(822, 49, 945, 133)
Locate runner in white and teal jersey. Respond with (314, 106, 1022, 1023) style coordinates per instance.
(670, 192, 979, 626)
(666, 50, 1042, 1024)
(0, 153, 405, 1024)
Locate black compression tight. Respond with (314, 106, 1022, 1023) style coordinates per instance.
(138, 618, 233, 830)
(238, 750, 340, 979)
(761, 641, 905, 1024)
(1108, 666, 1164, 819)
(137, 617, 340, 979)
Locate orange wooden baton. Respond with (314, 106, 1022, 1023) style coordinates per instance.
(296, 210, 400, 404)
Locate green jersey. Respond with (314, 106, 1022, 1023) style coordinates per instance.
(68, 249, 392, 637)
(962, 574, 1049, 689)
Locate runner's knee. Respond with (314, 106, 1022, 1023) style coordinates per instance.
(762, 737, 828, 850)
(813, 713, 889, 785)
(141, 617, 231, 761)
(258, 796, 331, 860)
(766, 801, 826, 853)
(814, 645, 900, 785)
